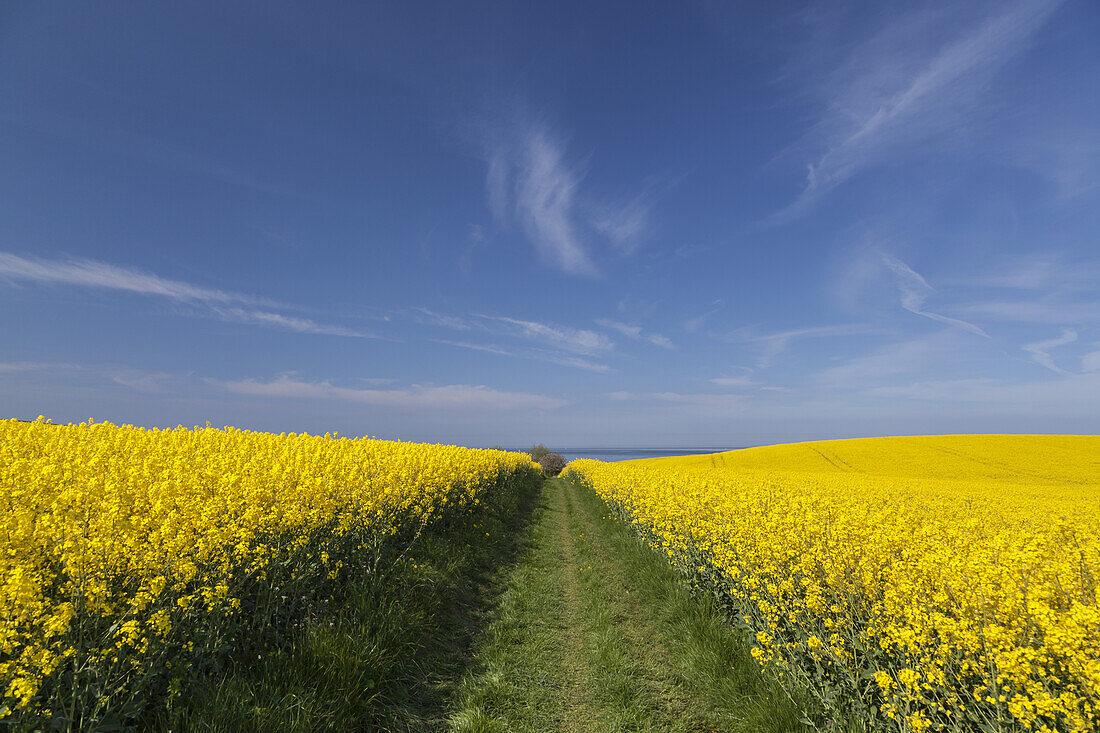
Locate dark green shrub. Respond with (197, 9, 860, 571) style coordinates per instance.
(527, 444, 552, 461)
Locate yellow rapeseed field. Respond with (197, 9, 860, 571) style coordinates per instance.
(0, 417, 539, 725)
(566, 435, 1100, 732)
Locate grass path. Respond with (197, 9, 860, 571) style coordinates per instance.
(450, 477, 811, 732)
(160, 475, 813, 731)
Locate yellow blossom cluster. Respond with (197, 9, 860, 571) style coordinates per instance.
(1, 417, 539, 725)
(566, 435, 1100, 732)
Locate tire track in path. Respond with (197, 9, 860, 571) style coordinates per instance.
(450, 478, 808, 732)
(448, 478, 601, 732)
(560, 477, 717, 732)
(553, 476, 602, 732)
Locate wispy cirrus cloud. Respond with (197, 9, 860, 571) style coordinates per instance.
(410, 308, 617, 371)
(860, 372, 1100, 414)
(214, 374, 566, 411)
(992, 116, 1100, 200)
(1083, 350, 1100, 373)
(709, 376, 758, 387)
(514, 127, 596, 276)
(958, 299, 1100, 325)
(0, 251, 278, 307)
(685, 302, 721, 333)
(412, 307, 474, 331)
(595, 318, 675, 349)
(974, 254, 1093, 290)
(483, 118, 653, 276)
(1022, 327, 1077, 373)
(782, 0, 1064, 216)
(535, 352, 615, 373)
(434, 339, 613, 373)
(646, 334, 675, 350)
(607, 391, 747, 411)
(477, 315, 613, 355)
(0, 361, 182, 391)
(816, 332, 958, 388)
(730, 323, 878, 366)
(110, 370, 180, 394)
(585, 191, 652, 256)
(486, 123, 595, 276)
(433, 340, 514, 357)
(458, 225, 487, 277)
(0, 251, 374, 338)
(955, 255, 1100, 324)
(881, 254, 990, 336)
(0, 360, 81, 373)
(210, 308, 374, 338)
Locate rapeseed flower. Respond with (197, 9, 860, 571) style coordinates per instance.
(566, 435, 1100, 732)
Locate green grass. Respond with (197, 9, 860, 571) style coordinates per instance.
(153, 473, 542, 732)
(152, 473, 847, 731)
(450, 476, 815, 732)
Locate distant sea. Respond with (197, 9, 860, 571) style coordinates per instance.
(558, 447, 740, 463)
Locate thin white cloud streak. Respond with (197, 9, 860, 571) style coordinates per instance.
(484, 119, 652, 276)
(1, 362, 182, 390)
(215, 374, 567, 411)
(413, 308, 473, 331)
(597, 319, 642, 339)
(958, 300, 1100, 324)
(860, 373, 1100, 414)
(607, 391, 747, 410)
(516, 128, 598, 276)
(212, 308, 374, 338)
(415, 309, 617, 370)
(731, 323, 877, 366)
(1083, 350, 1100, 373)
(0, 251, 278, 307)
(434, 340, 515, 357)
(936, 255, 1100, 324)
(478, 315, 613, 354)
(685, 305, 720, 333)
(110, 371, 178, 394)
(882, 255, 990, 336)
(433, 339, 614, 373)
(595, 319, 675, 349)
(536, 352, 615, 373)
(815, 332, 957, 388)
(710, 376, 758, 387)
(0, 361, 81, 373)
(975, 255, 1089, 290)
(0, 251, 374, 338)
(954, 254, 1100, 325)
(586, 193, 651, 255)
(489, 124, 596, 276)
(784, 0, 1063, 215)
(1022, 328, 1077, 373)
(647, 334, 675, 349)
(458, 225, 487, 277)
(997, 121, 1100, 200)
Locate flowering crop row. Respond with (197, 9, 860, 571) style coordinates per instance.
(0, 417, 540, 726)
(566, 436, 1100, 732)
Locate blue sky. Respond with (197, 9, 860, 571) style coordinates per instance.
(2, 0, 1099, 447)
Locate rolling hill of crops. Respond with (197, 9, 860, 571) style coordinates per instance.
(568, 435, 1100, 732)
(632, 434, 1100, 486)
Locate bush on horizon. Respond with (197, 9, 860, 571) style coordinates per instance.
(538, 452, 567, 477)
